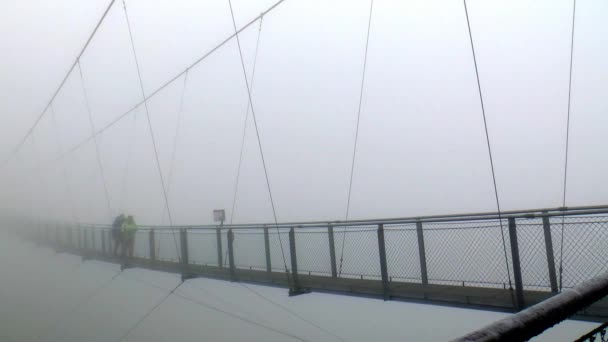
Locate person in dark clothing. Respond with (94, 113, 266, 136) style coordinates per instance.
(112, 214, 126, 256)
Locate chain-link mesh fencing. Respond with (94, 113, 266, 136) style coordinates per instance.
(48, 214, 608, 292)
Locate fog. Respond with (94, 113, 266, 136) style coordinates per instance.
(1, 0, 608, 340)
(0, 233, 597, 341)
(1, 0, 607, 226)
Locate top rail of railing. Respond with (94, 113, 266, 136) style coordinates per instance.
(45, 204, 608, 230)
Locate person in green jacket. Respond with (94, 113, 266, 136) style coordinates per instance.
(121, 215, 137, 258)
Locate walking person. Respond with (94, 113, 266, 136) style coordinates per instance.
(122, 215, 137, 258)
(112, 214, 125, 256)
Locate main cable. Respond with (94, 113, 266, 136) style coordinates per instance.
(559, 0, 577, 292)
(77, 60, 113, 219)
(463, 0, 513, 292)
(229, 16, 264, 225)
(227, 0, 290, 276)
(121, 0, 181, 262)
(0, 0, 116, 168)
(31, 0, 290, 176)
(338, 0, 374, 277)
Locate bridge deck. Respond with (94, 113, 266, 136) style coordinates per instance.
(49, 244, 608, 322)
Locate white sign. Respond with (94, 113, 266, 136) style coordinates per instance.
(213, 209, 225, 222)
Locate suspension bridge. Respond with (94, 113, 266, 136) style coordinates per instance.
(2, 0, 607, 340)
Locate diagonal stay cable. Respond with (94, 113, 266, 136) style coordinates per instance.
(239, 283, 346, 342)
(0, 0, 116, 168)
(30, 0, 290, 175)
(227, 0, 290, 277)
(559, 0, 577, 292)
(77, 60, 113, 219)
(121, 0, 181, 262)
(116, 282, 182, 342)
(120, 274, 308, 342)
(174, 290, 309, 342)
(463, 0, 513, 293)
(229, 16, 264, 225)
(33, 269, 121, 342)
(338, 0, 374, 277)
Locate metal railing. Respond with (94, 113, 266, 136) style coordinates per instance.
(575, 322, 608, 342)
(20, 205, 608, 310)
(453, 271, 608, 341)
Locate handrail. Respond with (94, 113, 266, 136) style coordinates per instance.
(47, 204, 608, 230)
(452, 272, 608, 342)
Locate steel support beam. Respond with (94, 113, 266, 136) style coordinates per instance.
(378, 223, 390, 299)
(508, 217, 525, 310)
(216, 227, 223, 268)
(328, 225, 337, 278)
(542, 214, 559, 293)
(264, 226, 271, 273)
(416, 221, 429, 286)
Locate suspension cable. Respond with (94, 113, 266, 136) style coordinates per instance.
(227, 0, 290, 277)
(463, 0, 513, 292)
(230, 16, 264, 225)
(77, 60, 113, 219)
(121, 0, 181, 262)
(560, 0, 577, 292)
(338, 0, 374, 277)
(29, 133, 49, 223)
(157, 71, 188, 258)
(161, 71, 189, 224)
(30, 0, 290, 176)
(0, 0, 116, 168)
(49, 103, 78, 223)
(119, 108, 138, 213)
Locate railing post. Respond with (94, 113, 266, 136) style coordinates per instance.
(377, 223, 390, 300)
(77, 225, 82, 249)
(328, 225, 338, 278)
(55, 224, 60, 248)
(288, 226, 307, 296)
(227, 229, 236, 281)
(180, 228, 191, 281)
(91, 227, 96, 252)
(67, 226, 73, 249)
(149, 229, 156, 262)
(542, 213, 559, 293)
(264, 226, 271, 273)
(216, 227, 223, 268)
(45, 224, 50, 244)
(83, 228, 88, 250)
(508, 217, 525, 310)
(101, 230, 106, 254)
(416, 221, 429, 286)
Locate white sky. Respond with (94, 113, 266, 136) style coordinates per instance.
(0, 0, 607, 225)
